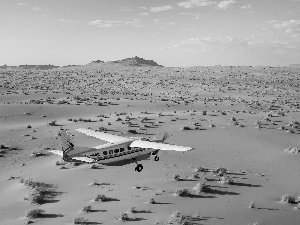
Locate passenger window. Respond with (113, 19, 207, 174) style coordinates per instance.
(103, 151, 108, 155)
(128, 147, 131, 150)
(120, 148, 124, 152)
(109, 150, 113, 155)
(114, 149, 119, 153)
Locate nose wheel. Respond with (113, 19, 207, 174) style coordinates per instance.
(132, 157, 143, 172)
(135, 164, 143, 172)
(154, 155, 159, 161)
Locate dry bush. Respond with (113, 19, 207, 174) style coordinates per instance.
(284, 147, 300, 153)
(48, 120, 57, 126)
(24, 187, 47, 204)
(56, 160, 67, 166)
(175, 188, 190, 197)
(119, 212, 129, 221)
(81, 205, 92, 213)
(218, 176, 233, 185)
(167, 210, 187, 224)
(195, 166, 205, 172)
(249, 202, 255, 208)
(73, 217, 89, 224)
(193, 182, 210, 194)
(26, 209, 45, 219)
(93, 194, 112, 202)
(173, 175, 181, 181)
(148, 198, 156, 204)
(181, 126, 193, 130)
(280, 194, 296, 203)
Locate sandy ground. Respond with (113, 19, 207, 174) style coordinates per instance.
(0, 64, 300, 225)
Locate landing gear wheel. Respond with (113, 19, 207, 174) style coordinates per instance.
(135, 164, 143, 172)
(154, 155, 159, 161)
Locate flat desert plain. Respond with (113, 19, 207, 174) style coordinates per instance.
(1, 64, 300, 225)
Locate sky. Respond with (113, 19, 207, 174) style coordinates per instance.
(1, 0, 300, 67)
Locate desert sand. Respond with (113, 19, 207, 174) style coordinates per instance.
(1, 61, 300, 225)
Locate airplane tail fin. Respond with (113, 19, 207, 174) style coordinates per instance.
(152, 131, 169, 143)
(59, 129, 74, 159)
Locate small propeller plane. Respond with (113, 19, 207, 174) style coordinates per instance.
(49, 128, 193, 172)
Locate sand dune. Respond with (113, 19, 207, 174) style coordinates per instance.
(1, 65, 300, 225)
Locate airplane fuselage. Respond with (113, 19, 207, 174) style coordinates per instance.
(67, 140, 156, 164)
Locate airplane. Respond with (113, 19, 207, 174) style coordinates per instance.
(49, 128, 193, 172)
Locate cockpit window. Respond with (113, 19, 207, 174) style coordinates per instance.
(114, 149, 119, 153)
(120, 148, 124, 152)
(103, 151, 108, 155)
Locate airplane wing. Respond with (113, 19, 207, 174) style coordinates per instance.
(76, 128, 129, 143)
(130, 140, 193, 151)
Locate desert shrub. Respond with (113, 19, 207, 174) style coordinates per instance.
(284, 147, 300, 153)
(90, 164, 98, 169)
(168, 210, 186, 224)
(81, 205, 92, 213)
(89, 180, 100, 186)
(193, 182, 210, 194)
(24, 187, 47, 204)
(173, 175, 181, 181)
(73, 119, 78, 123)
(127, 129, 138, 134)
(249, 202, 255, 208)
(181, 126, 192, 130)
(48, 120, 57, 126)
(73, 217, 89, 224)
(286, 129, 294, 133)
(148, 198, 156, 204)
(218, 176, 233, 185)
(93, 194, 111, 202)
(195, 166, 205, 172)
(215, 167, 227, 176)
(56, 160, 67, 166)
(280, 194, 296, 203)
(128, 207, 138, 213)
(27, 125, 32, 128)
(119, 212, 129, 221)
(202, 111, 207, 115)
(26, 209, 45, 219)
(175, 188, 190, 197)
(0, 144, 6, 149)
(209, 124, 215, 128)
(192, 173, 200, 179)
(67, 118, 73, 121)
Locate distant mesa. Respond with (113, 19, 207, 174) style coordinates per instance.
(19, 64, 60, 70)
(111, 56, 163, 67)
(289, 64, 300, 67)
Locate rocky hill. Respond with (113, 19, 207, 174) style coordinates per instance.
(112, 56, 163, 67)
